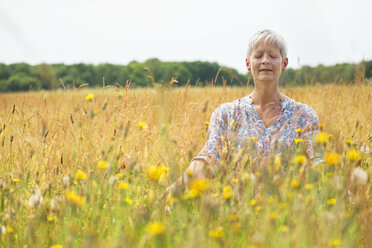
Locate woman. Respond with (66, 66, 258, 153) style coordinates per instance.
(167, 29, 319, 192)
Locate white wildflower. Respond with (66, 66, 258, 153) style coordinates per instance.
(1, 225, 5, 235)
(28, 188, 43, 208)
(350, 167, 368, 186)
(360, 145, 370, 154)
(62, 175, 71, 187)
(109, 175, 118, 185)
(250, 173, 256, 183)
(50, 197, 59, 211)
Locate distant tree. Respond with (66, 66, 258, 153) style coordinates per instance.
(128, 61, 150, 87)
(37, 63, 56, 89)
(95, 63, 129, 87)
(0, 63, 10, 80)
(8, 63, 38, 78)
(6, 75, 42, 91)
(365, 60, 372, 78)
(0, 80, 8, 91)
(0, 59, 371, 92)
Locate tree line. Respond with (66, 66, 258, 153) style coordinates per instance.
(0, 58, 371, 92)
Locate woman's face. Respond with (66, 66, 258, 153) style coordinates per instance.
(246, 40, 288, 84)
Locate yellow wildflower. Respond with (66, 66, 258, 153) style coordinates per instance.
(85, 93, 94, 100)
(290, 179, 300, 189)
(65, 191, 84, 206)
(47, 215, 59, 223)
(293, 155, 307, 165)
(116, 173, 123, 179)
(75, 170, 87, 180)
(347, 150, 361, 161)
(267, 196, 275, 204)
(327, 198, 336, 206)
(279, 225, 289, 233)
(189, 189, 199, 198)
(345, 138, 354, 144)
(229, 213, 238, 221)
(118, 182, 129, 190)
(330, 239, 341, 247)
(296, 127, 302, 134)
(145, 165, 169, 181)
(269, 211, 279, 220)
(222, 185, 232, 199)
(204, 121, 210, 125)
(12, 178, 20, 182)
(208, 227, 224, 239)
(186, 169, 193, 176)
(232, 222, 241, 232)
(145, 222, 166, 236)
(96, 160, 108, 169)
(315, 132, 331, 144)
(280, 203, 287, 209)
(50, 245, 63, 248)
(124, 197, 133, 205)
(181, 189, 200, 200)
(326, 172, 333, 177)
(250, 137, 256, 142)
(250, 199, 257, 206)
(190, 178, 209, 192)
(324, 152, 341, 165)
(294, 138, 304, 145)
(138, 121, 148, 130)
(6, 227, 14, 233)
(255, 206, 262, 212)
(169, 197, 179, 204)
(305, 184, 313, 190)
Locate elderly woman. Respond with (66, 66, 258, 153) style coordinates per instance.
(167, 29, 319, 192)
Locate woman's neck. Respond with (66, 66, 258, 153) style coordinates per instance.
(250, 82, 282, 107)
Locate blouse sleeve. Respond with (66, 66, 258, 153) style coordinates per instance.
(192, 104, 229, 166)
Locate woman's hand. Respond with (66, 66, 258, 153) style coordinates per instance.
(163, 159, 207, 198)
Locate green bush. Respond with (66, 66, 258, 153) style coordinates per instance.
(6, 75, 42, 92)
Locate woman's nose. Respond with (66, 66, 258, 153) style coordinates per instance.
(261, 54, 270, 64)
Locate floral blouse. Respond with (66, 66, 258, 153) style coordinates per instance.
(193, 95, 319, 165)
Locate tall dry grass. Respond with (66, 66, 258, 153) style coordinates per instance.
(0, 84, 371, 247)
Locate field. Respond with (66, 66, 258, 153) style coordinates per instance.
(0, 84, 371, 247)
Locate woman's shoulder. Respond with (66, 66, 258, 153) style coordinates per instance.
(213, 95, 251, 116)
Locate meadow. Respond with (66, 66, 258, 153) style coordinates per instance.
(0, 83, 371, 247)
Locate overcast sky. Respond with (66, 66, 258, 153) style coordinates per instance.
(0, 0, 371, 73)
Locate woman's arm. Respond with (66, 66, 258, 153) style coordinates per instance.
(165, 103, 229, 197)
(165, 159, 207, 195)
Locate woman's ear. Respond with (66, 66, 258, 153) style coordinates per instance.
(282, 58, 288, 71)
(246, 58, 251, 71)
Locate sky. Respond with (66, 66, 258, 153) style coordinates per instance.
(0, 0, 371, 73)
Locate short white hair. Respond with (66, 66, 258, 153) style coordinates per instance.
(246, 29, 287, 62)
